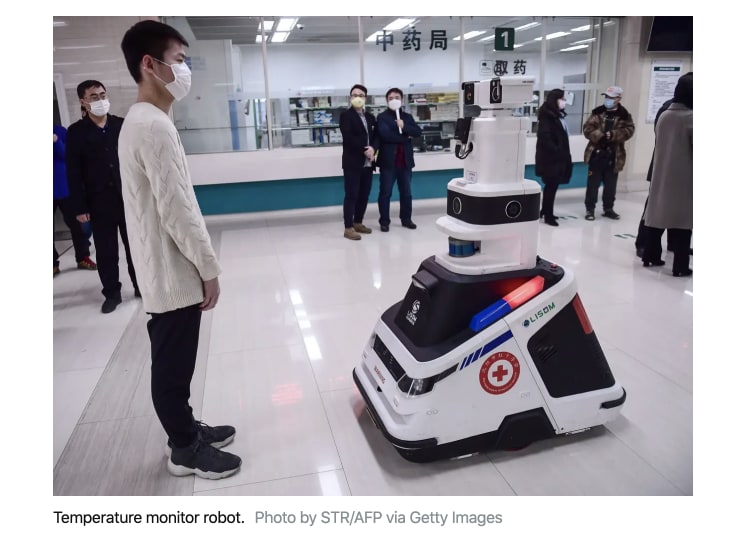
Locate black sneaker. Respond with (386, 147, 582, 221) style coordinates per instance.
(167, 435, 242, 480)
(380, 224, 389, 232)
(101, 296, 122, 314)
(401, 221, 417, 229)
(585, 211, 595, 221)
(166, 421, 236, 457)
(603, 209, 620, 220)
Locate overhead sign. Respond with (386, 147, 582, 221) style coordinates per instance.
(494, 27, 515, 51)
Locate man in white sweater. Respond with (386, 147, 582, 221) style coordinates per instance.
(119, 20, 241, 479)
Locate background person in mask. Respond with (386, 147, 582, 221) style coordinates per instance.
(66, 80, 139, 313)
(376, 87, 422, 232)
(534, 89, 573, 227)
(582, 86, 635, 221)
(119, 20, 241, 480)
(339, 84, 378, 241)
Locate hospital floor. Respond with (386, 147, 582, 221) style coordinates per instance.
(52, 189, 692, 496)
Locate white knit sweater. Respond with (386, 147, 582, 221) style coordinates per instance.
(119, 102, 221, 314)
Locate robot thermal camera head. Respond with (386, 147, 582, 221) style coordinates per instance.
(462, 76, 535, 113)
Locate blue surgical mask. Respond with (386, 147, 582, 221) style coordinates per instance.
(604, 98, 615, 109)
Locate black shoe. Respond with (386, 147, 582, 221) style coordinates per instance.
(166, 420, 236, 457)
(673, 269, 693, 277)
(544, 217, 559, 227)
(101, 296, 122, 314)
(380, 224, 389, 232)
(540, 210, 559, 219)
(642, 259, 666, 267)
(603, 209, 620, 220)
(167, 434, 242, 480)
(134, 288, 141, 298)
(401, 221, 417, 229)
(585, 211, 595, 221)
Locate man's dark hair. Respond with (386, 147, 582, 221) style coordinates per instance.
(350, 84, 367, 96)
(76, 80, 106, 99)
(385, 87, 403, 100)
(121, 20, 189, 83)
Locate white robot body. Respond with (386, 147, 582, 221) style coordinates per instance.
(353, 77, 625, 462)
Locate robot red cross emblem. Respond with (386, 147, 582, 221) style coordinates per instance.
(479, 351, 520, 395)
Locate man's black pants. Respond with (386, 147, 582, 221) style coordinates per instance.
(147, 304, 202, 448)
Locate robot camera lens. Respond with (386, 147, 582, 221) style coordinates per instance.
(505, 201, 522, 219)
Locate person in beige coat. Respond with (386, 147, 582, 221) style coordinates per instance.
(643, 75, 693, 276)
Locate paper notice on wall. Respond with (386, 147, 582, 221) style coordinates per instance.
(646, 62, 683, 124)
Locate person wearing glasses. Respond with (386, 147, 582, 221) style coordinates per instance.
(339, 84, 378, 241)
(66, 80, 140, 313)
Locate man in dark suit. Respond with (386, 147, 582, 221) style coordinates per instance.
(339, 84, 378, 241)
(376, 87, 423, 232)
(66, 80, 139, 313)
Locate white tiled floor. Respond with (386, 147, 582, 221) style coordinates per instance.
(52, 188, 692, 495)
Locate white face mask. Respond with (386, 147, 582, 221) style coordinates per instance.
(153, 58, 192, 101)
(388, 98, 402, 111)
(89, 99, 110, 117)
(557, 99, 566, 110)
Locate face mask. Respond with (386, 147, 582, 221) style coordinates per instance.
(604, 98, 615, 109)
(153, 58, 192, 101)
(350, 96, 365, 109)
(388, 99, 402, 111)
(89, 99, 110, 117)
(557, 99, 566, 110)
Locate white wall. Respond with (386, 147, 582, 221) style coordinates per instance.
(614, 17, 693, 193)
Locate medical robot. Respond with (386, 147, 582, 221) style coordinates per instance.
(353, 77, 626, 463)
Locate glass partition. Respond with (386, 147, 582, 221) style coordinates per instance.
(163, 16, 268, 154)
(158, 15, 620, 152)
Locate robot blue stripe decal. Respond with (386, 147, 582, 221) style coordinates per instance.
(459, 330, 514, 370)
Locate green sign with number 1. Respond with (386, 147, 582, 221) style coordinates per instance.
(495, 27, 515, 51)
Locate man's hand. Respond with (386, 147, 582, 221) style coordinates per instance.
(200, 276, 220, 311)
(396, 118, 405, 130)
(76, 213, 90, 223)
(605, 131, 612, 140)
(53, 133, 58, 143)
(363, 146, 374, 160)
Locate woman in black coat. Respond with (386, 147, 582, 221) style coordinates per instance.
(534, 88, 573, 226)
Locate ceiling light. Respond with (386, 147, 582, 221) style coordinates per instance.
(570, 25, 590, 32)
(271, 32, 290, 43)
(276, 18, 298, 32)
(255, 35, 264, 43)
(383, 18, 415, 31)
(365, 31, 388, 42)
(516, 22, 541, 31)
(258, 20, 274, 32)
(560, 44, 589, 52)
(55, 45, 106, 50)
(535, 31, 571, 41)
(452, 30, 487, 41)
(571, 38, 596, 45)
(479, 35, 496, 42)
(53, 21, 67, 27)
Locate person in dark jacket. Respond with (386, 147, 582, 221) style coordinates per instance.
(534, 89, 572, 227)
(54, 124, 96, 276)
(642, 75, 693, 276)
(339, 84, 378, 241)
(376, 87, 423, 232)
(635, 71, 693, 257)
(66, 80, 139, 313)
(582, 86, 635, 220)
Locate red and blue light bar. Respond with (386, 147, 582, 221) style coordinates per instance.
(469, 276, 545, 332)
